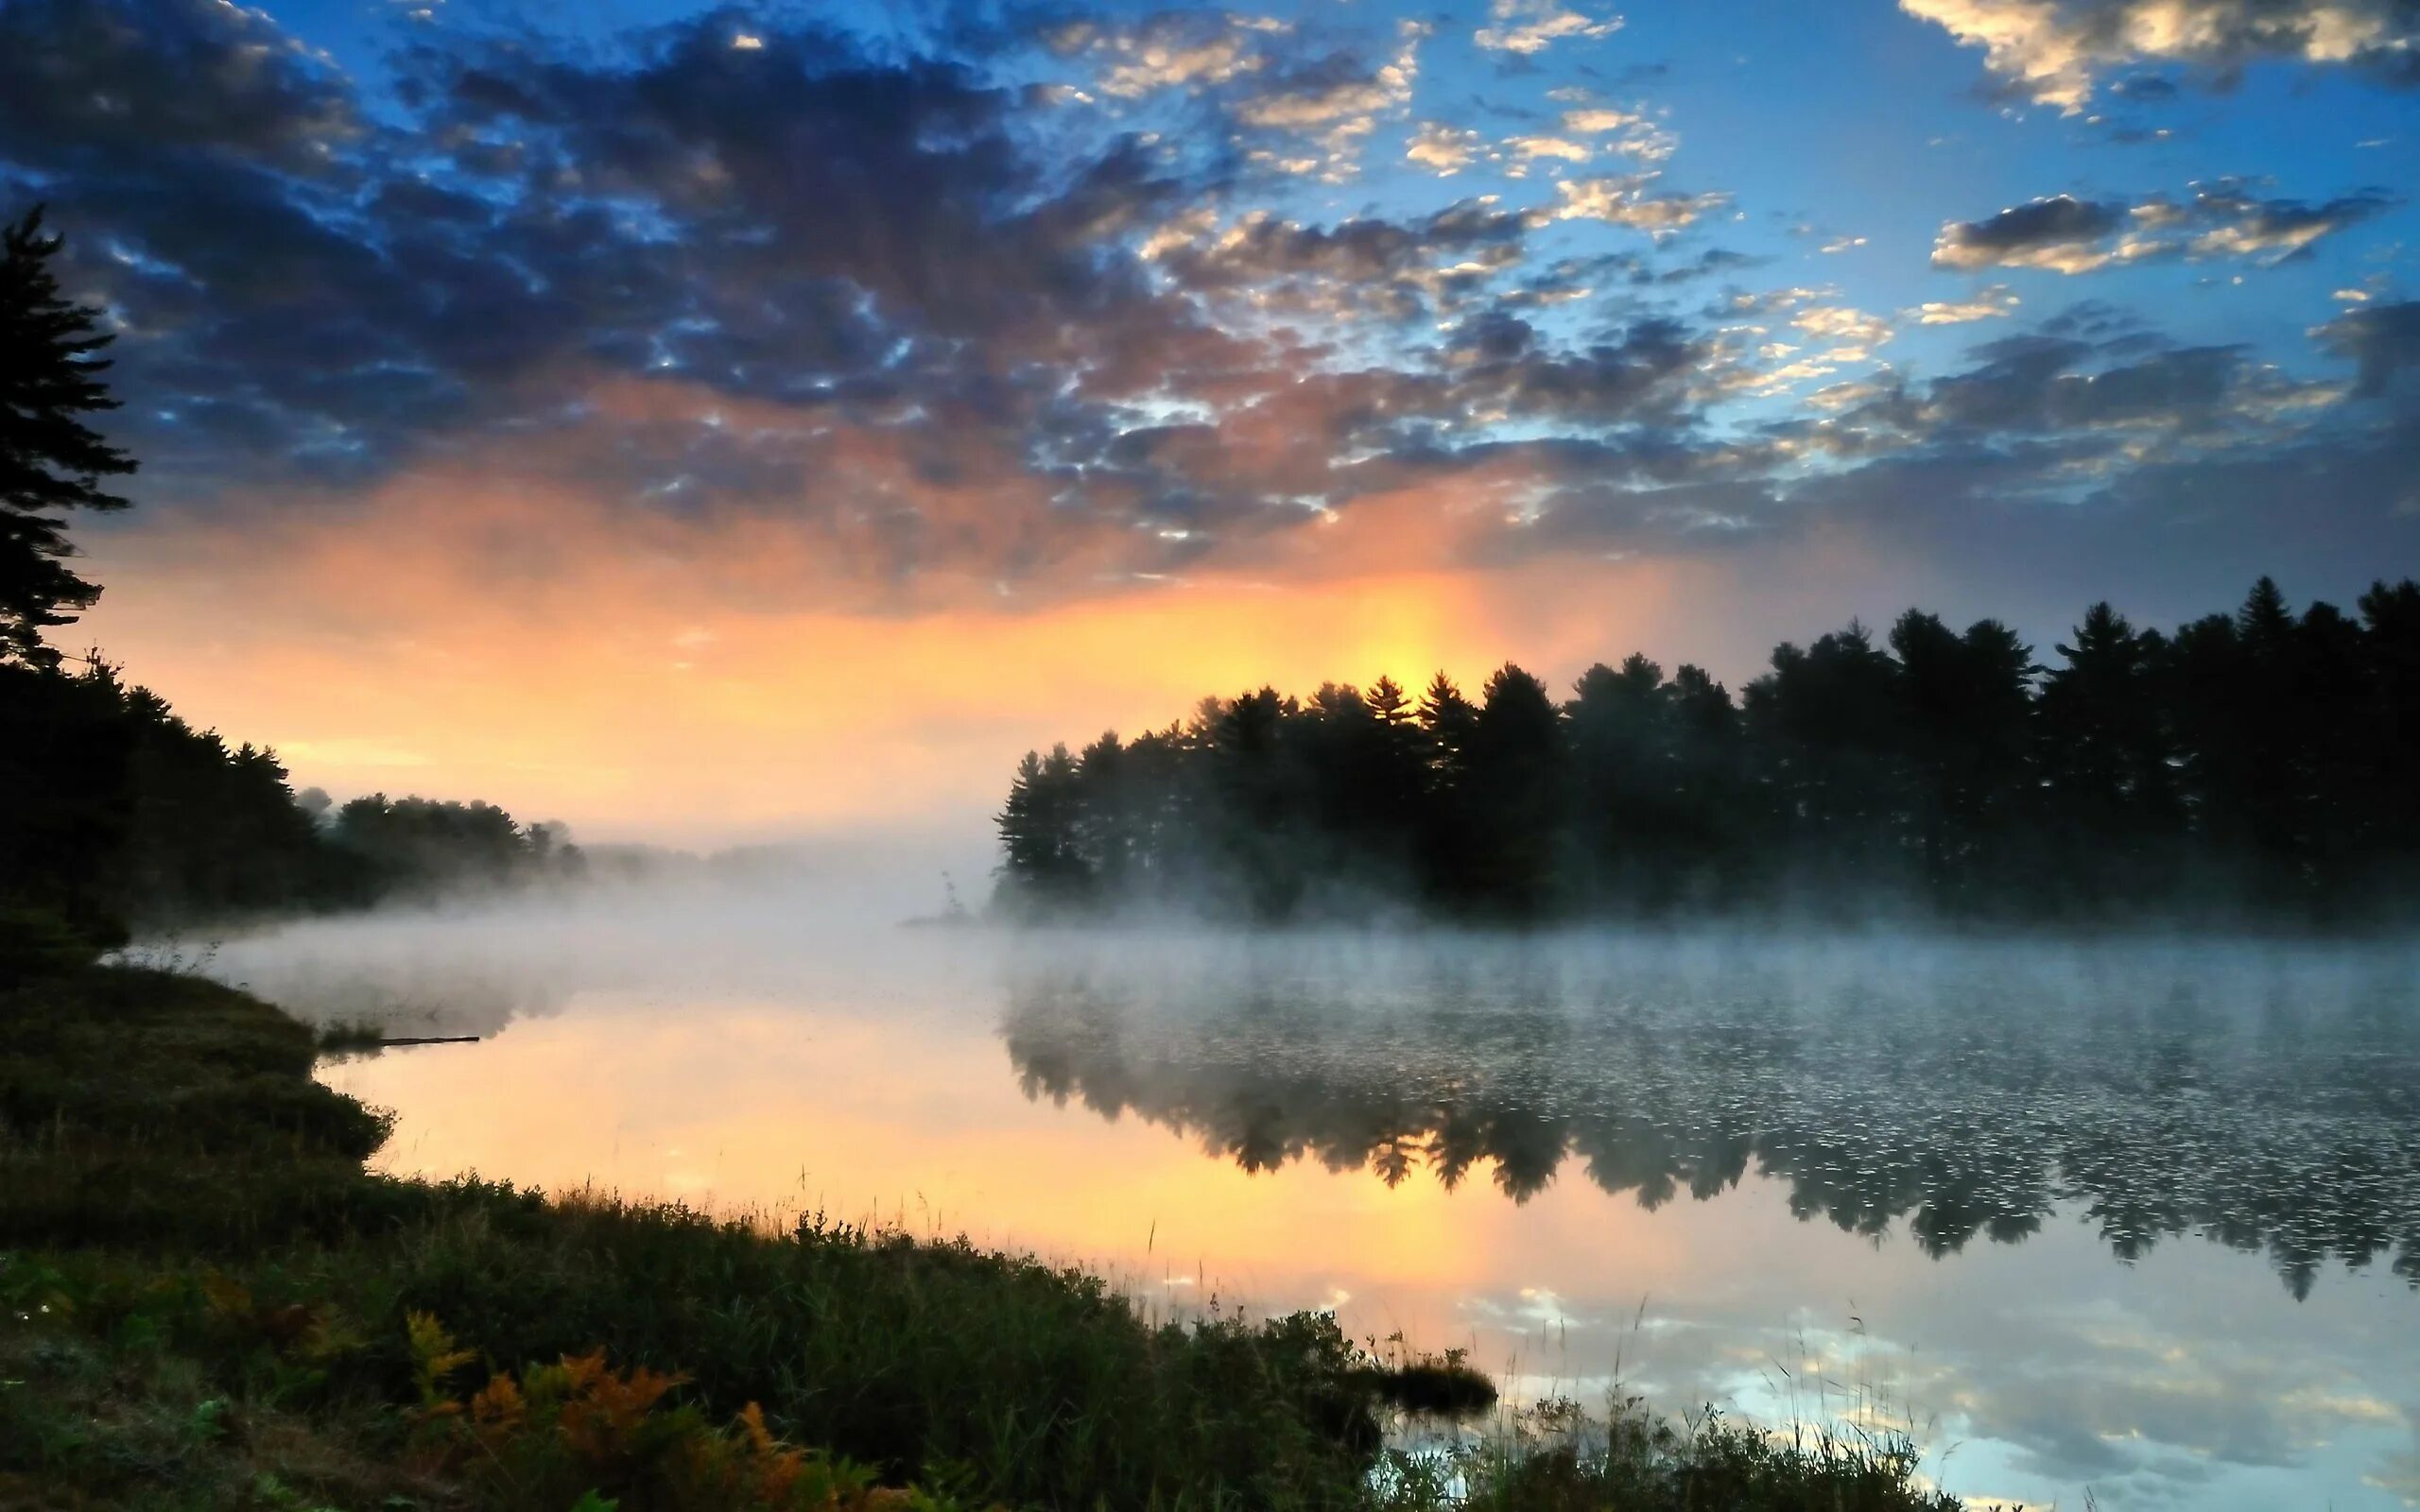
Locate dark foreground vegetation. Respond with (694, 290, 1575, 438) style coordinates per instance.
(0, 961, 1971, 1511)
(997, 578, 2420, 927)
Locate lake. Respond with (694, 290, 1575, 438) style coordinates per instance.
(185, 888, 2420, 1511)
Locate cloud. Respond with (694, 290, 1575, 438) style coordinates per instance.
(1901, 0, 2420, 111)
(1046, 12, 1430, 181)
(1141, 200, 1529, 321)
(1539, 175, 1730, 233)
(1931, 195, 2134, 272)
(2312, 299, 2420, 396)
(1406, 121, 1484, 174)
(1047, 11, 1277, 96)
(0, 0, 357, 172)
(1555, 103, 1678, 161)
(11, 0, 2413, 662)
(1932, 184, 2390, 272)
(1474, 0, 1624, 55)
(1505, 133, 1594, 162)
(2181, 180, 2396, 259)
(1, 3, 1266, 534)
(1792, 304, 1896, 358)
(1914, 286, 2025, 322)
(1228, 19, 1430, 180)
(1799, 329, 2347, 461)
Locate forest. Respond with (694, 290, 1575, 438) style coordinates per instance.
(0, 208, 579, 961)
(0, 652, 586, 953)
(995, 579, 2420, 926)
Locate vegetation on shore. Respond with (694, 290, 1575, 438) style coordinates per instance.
(0, 959, 1973, 1511)
(996, 579, 2420, 928)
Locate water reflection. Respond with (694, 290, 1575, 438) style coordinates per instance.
(188, 908, 2420, 1509)
(1001, 935, 2420, 1297)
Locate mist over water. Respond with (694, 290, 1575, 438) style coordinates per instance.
(156, 874, 2420, 1512)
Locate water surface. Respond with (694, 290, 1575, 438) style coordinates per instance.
(192, 896, 2420, 1510)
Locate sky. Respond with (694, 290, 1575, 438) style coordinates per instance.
(7, 0, 2419, 843)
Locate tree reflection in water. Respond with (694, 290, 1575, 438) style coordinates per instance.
(1000, 936, 2420, 1297)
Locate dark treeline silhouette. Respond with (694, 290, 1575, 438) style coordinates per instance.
(996, 582, 2420, 927)
(1, 653, 587, 951)
(0, 206, 579, 961)
(1000, 943, 2420, 1297)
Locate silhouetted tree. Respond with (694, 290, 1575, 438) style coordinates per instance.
(1462, 664, 1569, 918)
(1208, 688, 1309, 919)
(1663, 663, 1749, 905)
(1566, 655, 1670, 907)
(993, 576, 2420, 928)
(1415, 672, 1482, 907)
(2166, 578, 2320, 907)
(0, 656, 136, 945)
(995, 746, 1091, 915)
(1743, 621, 1911, 902)
(2359, 580, 2420, 888)
(2035, 603, 2183, 911)
(1890, 611, 2037, 909)
(1, 208, 134, 668)
(1360, 675, 1431, 878)
(326, 795, 578, 898)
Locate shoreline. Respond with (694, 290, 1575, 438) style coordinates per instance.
(3, 961, 1969, 1510)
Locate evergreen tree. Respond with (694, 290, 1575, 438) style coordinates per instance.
(1361, 675, 1431, 869)
(2358, 580, 2420, 877)
(2293, 599, 2373, 916)
(1072, 731, 1136, 894)
(2036, 603, 2182, 908)
(1889, 611, 2037, 908)
(1663, 663, 1748, 907)
(1206, 688, 1306, 919)
(1414, 672, 1481, 904)
(0, 207, 135, 667)
(2167, 578, 2314, 905)
(1464, 663, 1569, 918)
(994, 746, 1092, 915)
(1743, 622, 1910, 900)
(989, 576, 2420, 927)
(1565, 655, 1672, 907)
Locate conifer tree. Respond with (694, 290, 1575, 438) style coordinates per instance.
(0, 207, 135, 667)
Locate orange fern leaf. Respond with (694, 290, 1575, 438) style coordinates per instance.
(469, 1372, 527, 1428)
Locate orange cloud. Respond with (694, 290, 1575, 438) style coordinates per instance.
(75, 461, 1743, 845)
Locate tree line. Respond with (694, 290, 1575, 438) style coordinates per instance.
(995, 578, 2420, 927)
(2, 656, 585, 944)
(0, 206, 579, 963)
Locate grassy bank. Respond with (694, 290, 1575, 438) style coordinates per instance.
(1, 964, 1969, 1511)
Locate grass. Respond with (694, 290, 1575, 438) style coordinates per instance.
(1373, 1397, 1965, 1512)
(0, 963, 1978, 1511)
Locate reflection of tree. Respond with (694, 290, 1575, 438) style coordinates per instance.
(1000, 944, 2420, 1297)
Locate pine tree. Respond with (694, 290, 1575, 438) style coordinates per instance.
(1465, 663, 1569, 917)
(1, 207, 136, 667)
(2037, 602, 2182, 905)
